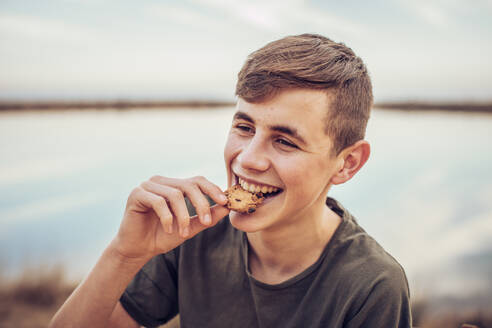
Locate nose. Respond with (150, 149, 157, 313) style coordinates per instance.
(237, 134, 270, 172)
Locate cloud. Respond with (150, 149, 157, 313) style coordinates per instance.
(1, 0, 490, 101)
(144, 3, 221, 28)
(398, 0, 464, 29)
(413, 3, 449, 28)
(192, 0, 284, 31)
(0, 13, 95, 43)
(146, 0, 368, 37)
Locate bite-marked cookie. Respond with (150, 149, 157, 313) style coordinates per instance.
(225, 185, 264, 214)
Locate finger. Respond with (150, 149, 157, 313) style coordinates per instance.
(138, 183, 175, 233)
(141, 181, 190, 238)
(132, 187, 173, 233)
(188, 204, 230, 237)
(191, 176, 228, 206)
(149, 194, 174, 234)
(149, 175, 180, 186)
(151, 175, 228, 206)
(181, 184, 213, 226)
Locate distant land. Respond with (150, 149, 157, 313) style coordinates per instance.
(0, 100, 492, 113)
(0, 100, 235, 111)
(374, 101, 492, 113)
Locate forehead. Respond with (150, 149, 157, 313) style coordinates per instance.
(235, 89, 334, 145)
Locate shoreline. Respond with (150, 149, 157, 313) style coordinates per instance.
(0, 100, 236, 111)
(1, 100, 492, 113)
(374, 102, 492, 113)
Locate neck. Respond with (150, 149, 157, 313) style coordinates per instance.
(246, 202, 341, 284)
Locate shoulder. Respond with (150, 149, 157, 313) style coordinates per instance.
(337, 221, 407, 286)
(324, 199, 411, 325)
(325, 198, 410, 298)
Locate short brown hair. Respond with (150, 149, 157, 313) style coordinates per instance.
(235, 33, 373, 155)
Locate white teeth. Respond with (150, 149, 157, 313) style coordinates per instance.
(237, 176, 279, 194)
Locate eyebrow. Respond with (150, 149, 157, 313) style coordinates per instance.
(233, 111, 307, 145)
(233, 111, 254, 123)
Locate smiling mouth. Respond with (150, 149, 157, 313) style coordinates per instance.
(235, 176, 283, 199)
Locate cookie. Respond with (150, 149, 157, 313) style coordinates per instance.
(225, 184, 264, 214)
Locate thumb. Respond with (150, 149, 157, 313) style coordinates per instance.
(188, 205, 230, 236)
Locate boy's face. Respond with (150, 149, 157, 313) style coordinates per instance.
(224, 89, 343, 233)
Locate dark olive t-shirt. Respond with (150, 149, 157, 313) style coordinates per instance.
(120, 198, 412, 328)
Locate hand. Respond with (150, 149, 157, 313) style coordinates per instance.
(113, 175, 230, 261)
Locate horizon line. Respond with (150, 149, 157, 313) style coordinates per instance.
(1, 99, 492, 113)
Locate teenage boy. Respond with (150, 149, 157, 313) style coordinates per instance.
(50, 34, 411, 328)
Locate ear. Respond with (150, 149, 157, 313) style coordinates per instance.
(330, 140, 370, 185)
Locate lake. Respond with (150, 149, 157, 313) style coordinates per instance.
(1, 107, 491, 304)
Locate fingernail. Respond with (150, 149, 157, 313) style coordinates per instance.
(204, 214, 211, 225)
(167, 225, 173, 234)
(182, 226, 190, 237)
(220, 194, 228, 203)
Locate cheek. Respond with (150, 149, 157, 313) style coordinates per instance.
(283, 156, 330, 196)
(224, 134, 243, 165)
(275, 157, 305, 191)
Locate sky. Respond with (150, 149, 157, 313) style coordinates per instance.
(0, 0, 491, 102)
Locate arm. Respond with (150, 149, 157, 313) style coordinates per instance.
(109, 302, 141, 328)
(49, 176, 230, 328)
(50, 241, 147, 328)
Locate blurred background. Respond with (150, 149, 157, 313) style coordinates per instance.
(1, 0, 491, 327)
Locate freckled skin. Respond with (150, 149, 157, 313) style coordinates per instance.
(224, 89, 339, 233)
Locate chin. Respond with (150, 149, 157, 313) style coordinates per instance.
(229, 210, 267, 233)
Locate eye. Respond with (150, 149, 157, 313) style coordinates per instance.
(275, 138, 299, 149)
(233, 123, 254, 135)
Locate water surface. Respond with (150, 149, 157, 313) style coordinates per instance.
(1, 107, 491, 301)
